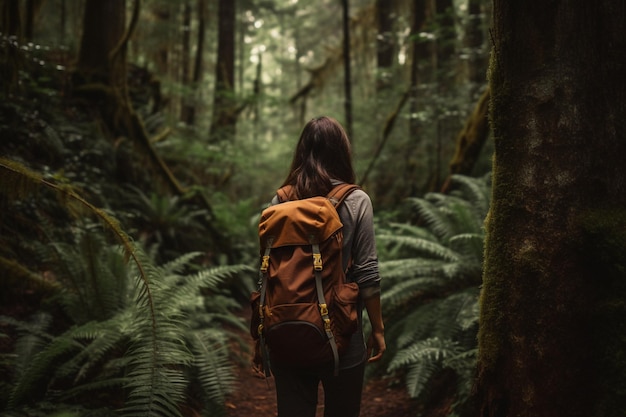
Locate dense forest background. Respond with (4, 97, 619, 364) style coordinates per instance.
(2, 0, 625, 417)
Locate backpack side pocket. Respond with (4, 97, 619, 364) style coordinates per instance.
(331, 282, 359, 354)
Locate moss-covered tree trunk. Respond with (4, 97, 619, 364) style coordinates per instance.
(475, 2, 626, 417)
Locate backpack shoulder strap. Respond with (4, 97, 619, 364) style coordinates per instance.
(276, 185, 296, 202)
(276, 183, 359, 205)
(326, 183, 360, 208)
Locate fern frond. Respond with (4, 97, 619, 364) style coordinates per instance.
(56, 320, 125, 382)
(381, 276, 443, 307)
(450, 174, 491, 216)
(407, 197, 456, 241)
(160, 251, 203, 277)
(191, 329, 237, 405)
(385, 222, 438, 240)
(404, 357, 441, 399)
(380, 258, 450, 280)
(377, 235, 460, 261)
(389, 337, 460, 371)
(159, 265, 251, 315)
(1, 314, 58, 381)
(9, 332, 83, 407)
(449, 233, 484, 259)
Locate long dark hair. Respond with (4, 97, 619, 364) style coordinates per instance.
(282, 116, 356, 198)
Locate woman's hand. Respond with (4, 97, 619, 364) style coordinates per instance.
(367, 330, 386, 362)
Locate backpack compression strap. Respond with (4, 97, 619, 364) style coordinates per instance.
(311, 240, 341, 376)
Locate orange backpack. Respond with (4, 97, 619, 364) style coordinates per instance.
(250, 183, 360, 376)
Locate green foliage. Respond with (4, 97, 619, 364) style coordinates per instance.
(1, 243, 250, 417)
(376, 174, 490, 415)
(0, 157, 253, 416)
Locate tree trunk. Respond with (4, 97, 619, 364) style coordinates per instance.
(180, 1, 192, 122)
(465, 0, 487, 97)
(209, 0, 236, 144)
(476, 2, 626, 417)
(74, 0, 186, 198)
(1, 0, 21, 94)
(405, 0, 429, 195)
(342, 0, 353, 140)
(427, 0, 456, 192)
(76, 0, 126, 81)
(375, 0, 395, 90)
(182, 0, 206, 126)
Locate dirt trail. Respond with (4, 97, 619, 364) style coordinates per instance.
(224, 334, 419, 417)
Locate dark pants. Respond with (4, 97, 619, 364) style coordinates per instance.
(272, 361, 366, 417)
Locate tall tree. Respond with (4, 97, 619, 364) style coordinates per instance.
(0, 0, 21, 94)
(465, 0, 487, 97)
(209, 0, 236, 144)
(74, 0, 185, 196)
(76, 0, 126, 83)
(181, 0, 206, 125)
(342, 0, 353, 139)
(180, 1, 192, 122)
(406, 0, 430, 194)
(476, 2, 626, 417)
(375, 0, 396, 90)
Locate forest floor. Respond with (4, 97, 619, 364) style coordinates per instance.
(222, 307, 449, 417)
(223, 339, 420, 417)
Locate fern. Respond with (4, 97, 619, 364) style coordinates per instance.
(3, 250, 250, 416)
(390, 338, 462, 398)
(377, 174, 490, 414)
(378, 234, 461, 261)
(190, 328, 237, 413)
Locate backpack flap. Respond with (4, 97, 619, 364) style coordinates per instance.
(259, 196, 343, 248)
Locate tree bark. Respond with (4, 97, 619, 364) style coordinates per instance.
(342, 0, 353, 140)
(74, 0, 185, 197)
(180, 1, 192, 122)
(375, 0, 395, 90)
(209, 0, 236, 144)
(476, 2, 626, 417)
(76, 0, 126, 80)
(465, 0, 487, 97)
(182, 0, 206, 126)
(0, 0, 21, 94)
(405, 0, 429, 195)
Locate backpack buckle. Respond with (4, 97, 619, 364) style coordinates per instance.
(319, 303, 329, 316)
(313, 253, 322, 270)
(260, 255, 269, 272)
